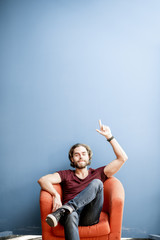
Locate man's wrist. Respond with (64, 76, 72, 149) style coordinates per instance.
(53, 192, 60, 198)
(106, 136, 114, 142)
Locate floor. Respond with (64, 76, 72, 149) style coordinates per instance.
(0, 236, 151, 240)
(0, 236, 42, 240)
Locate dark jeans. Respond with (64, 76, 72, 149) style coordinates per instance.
(61, 179, 104, 240)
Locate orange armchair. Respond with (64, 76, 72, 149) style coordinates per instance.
(39, 176, 125, 240)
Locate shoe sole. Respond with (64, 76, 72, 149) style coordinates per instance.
(46, 214, 58, 227)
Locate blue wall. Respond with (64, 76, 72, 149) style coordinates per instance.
(1, 0, 160, 237)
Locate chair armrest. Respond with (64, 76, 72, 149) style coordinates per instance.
(103, 177, 125, 235)
(39, 184, 62, 239)
(40, 190, 53, 220)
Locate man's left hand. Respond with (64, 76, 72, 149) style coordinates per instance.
(96, 120, 112, 140)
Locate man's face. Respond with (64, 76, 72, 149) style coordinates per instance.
(71, 146, 90, 169)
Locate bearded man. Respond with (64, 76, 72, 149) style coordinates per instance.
(38, 120, 128, 240)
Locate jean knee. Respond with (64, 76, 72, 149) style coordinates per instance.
(90, 179, 103, 190)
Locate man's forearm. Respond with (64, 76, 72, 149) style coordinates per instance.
(38, 173, 63, 211)
(38, 180, 58, 196)
(38, 179, 59, 197)
(104, 137, 128, 177)
(108, 137, 128, 162)
(38, 172, 61, 196)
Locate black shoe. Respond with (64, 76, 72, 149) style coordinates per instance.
(46, 206, 72, 227)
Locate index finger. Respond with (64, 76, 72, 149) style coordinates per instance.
(99, 119, 102, 128)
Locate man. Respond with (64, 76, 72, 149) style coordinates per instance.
(38, 120, 128, 240)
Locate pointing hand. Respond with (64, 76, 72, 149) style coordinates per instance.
(96, 120, 112, 140)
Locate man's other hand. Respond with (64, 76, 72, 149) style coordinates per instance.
(52, 193, 62, 212)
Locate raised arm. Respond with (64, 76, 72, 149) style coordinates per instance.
(96, 120, 128, 178)
(38, 172, 62, 211)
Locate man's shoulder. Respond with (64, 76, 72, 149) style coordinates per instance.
(89, 166, 105, 170)
(89, 166, 105, 174)
(89, 166, 107, 182)
(57, 169, 75, 181)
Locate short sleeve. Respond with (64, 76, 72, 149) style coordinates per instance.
(57, 169, 71, 182)
(95, 166, 108, 182)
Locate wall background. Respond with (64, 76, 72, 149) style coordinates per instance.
(0, 0, 160, 237)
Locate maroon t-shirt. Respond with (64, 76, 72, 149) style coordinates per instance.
(57, 166, 108, 204)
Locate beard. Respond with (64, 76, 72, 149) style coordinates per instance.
(73, 160, 90, 169)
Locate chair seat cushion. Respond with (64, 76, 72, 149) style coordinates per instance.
(52, 211, 110, 237)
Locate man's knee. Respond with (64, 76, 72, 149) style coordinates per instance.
(90, 179, 103, 190)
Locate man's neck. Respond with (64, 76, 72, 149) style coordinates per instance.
(75, 167, 89, 179)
